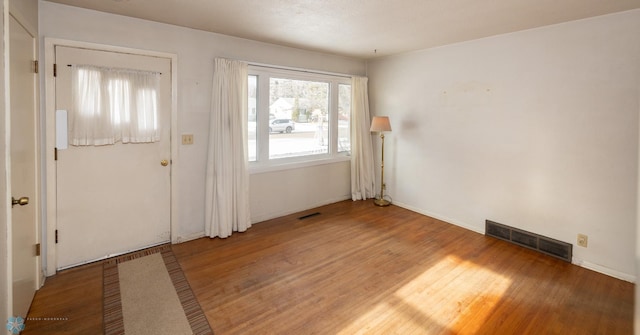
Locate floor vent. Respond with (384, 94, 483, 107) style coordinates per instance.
(298, 212, 321, 220)
(485, 220, 572, 262)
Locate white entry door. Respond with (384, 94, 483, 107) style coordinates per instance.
(10, 14, 39, 317)
(55, 46, 171, 269)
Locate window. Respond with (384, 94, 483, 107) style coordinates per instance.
(248, 66, 351, 169)
(337, 84, 351, 153)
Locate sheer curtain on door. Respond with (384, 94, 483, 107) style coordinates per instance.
(350, 76, 376, 200)
(69, 65, 160, 146)
(204, 58, 251, 238)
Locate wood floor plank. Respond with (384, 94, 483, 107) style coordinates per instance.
(23, 262, 103, 334)
(24, 199, 633, 334)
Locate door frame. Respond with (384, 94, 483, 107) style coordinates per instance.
(43, 38, 178, 276)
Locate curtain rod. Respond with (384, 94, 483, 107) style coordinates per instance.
(246, 61, 353, 79)
(66, 64, 162, 75)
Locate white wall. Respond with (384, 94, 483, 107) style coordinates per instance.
(250, 161, 351, 223)
(39, 1, 363, 242)
(367, 10, 640, 280)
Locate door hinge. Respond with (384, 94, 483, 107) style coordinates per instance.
(35, 243, 41, 256)
(54, 147, 58, 161)
(33, 60, 38, 74)
(55, 230, 58, 244)
(53, 63, 57, 77)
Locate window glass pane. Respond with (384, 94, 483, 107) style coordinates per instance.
(248, 75, 257, 161)
(269, 78, 329, 159)
(338, 84, 351, 153)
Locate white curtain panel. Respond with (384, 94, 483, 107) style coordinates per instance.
(350, 76, 376, 200)
(69, 65, 160, 146)
(204, 58, 251, 238)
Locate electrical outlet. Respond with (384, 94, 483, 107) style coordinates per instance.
(182, 134, 194, 145)
(577, 234, 588, 248)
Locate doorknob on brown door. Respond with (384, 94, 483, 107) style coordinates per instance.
(11, 196, 29, 207)
(160, 160, 169, 166)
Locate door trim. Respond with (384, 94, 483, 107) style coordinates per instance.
(43, 38, 178, 276)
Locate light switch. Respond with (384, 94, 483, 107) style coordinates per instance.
(182, 134, 194, 145)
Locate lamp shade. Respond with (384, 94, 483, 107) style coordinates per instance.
(370, 116, 392, 132)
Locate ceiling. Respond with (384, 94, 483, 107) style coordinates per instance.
(44, 0, 640, 59)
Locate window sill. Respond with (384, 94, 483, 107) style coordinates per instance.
(249, 155, 351, 175)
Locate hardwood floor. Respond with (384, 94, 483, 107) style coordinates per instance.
(24, 200, 633, 334)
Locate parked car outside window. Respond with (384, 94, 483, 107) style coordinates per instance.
(269, 119, 295, 133)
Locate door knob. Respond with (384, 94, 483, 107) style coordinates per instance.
(160, 159, 169, 167)
(11, 196, 29, 207)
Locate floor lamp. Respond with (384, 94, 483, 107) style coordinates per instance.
(370, 116, 392, 207)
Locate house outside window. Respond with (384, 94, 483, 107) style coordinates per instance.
(248, 66, 351, 170)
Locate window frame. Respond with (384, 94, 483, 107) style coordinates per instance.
(248, 66, 351, 173)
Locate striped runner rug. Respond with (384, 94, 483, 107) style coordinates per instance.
(103, 244, 213, 335)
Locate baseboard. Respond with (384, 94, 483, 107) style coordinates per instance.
(392, 201, 636, 283)
(572, 258, 636, 283)
(172, 232, 205, 244)
(175, 196, 353, 243)
(172, 199, 638, 283)
(250, 194, 352, 224)
(392, 201, 485, 235)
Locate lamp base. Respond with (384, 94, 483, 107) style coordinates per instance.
(373, 198, 391, 207)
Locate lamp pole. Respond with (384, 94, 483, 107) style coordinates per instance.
(370, 116, 391, 207)
(374, 132, 390, 207)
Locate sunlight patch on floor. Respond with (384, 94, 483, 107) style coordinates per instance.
(338, 255, 513, 334)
